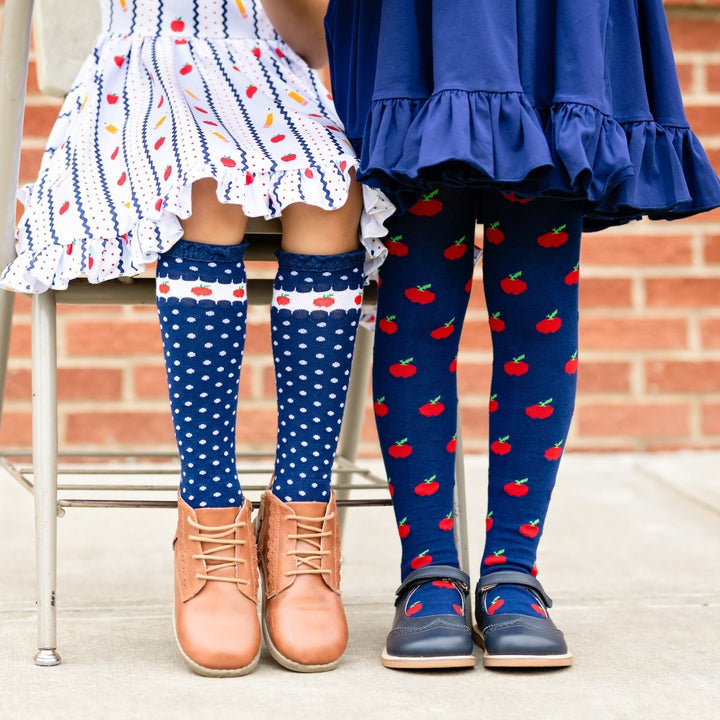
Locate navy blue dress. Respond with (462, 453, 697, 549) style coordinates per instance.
(325, 0, 720, 229)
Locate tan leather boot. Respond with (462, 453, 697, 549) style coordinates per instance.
(256, 489, 348, 672)
(173, 495, 261, 676)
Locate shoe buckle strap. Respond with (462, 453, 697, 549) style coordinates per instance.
(478, 570, 553, 608)
(394, 565, 470, 607)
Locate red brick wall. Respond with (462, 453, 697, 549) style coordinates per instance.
(2, 1, 720, 456)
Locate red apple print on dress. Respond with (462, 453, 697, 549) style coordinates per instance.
(504, 478, 529, 497)
(488, 312, 505, 332)
(66, 241, 74, 255)
(430, 318, 455, 339)
(489, 394, 498, 413)
(536, 310, 562, 334)
(88, 255, 94, 270)
(158, 282, 170, 294)
(170, 17, 185, 32)
(154, 136, 165, 151)
(155, 198, 163, 211)
(502, 192, 533, 204)
(544, 441, 563, 461)
(276, 293, 290, 306)
(419, 396, 445, 417)
(504, 355, 528, 376)
(531, 603, 548, 618)
(110, 146, 119, 160)
(245, 171, 254, 185)
(408, 188, 443, 216)
(305, 169, 314, 179)
(246, 84, 258, 99)
(490, 436, 511, 455)
(443, 236, 467, 260)
(487, 596, 504, 615)
(281, 154, 297, 162)
(114, 55, 125, 68)
(565, 263, 580, 285)
(500, 272, 526, 295)
(269, 134, 286, 144)
(397, 517, 410, 538)
(378, 315, 398, 334)
(180, 63, 193, 75)
(438, 513, 453, 531)
(191, 284, 212, 297)
(233, 287, 245, 299)
(117, 172, 127, 186)
(275, 47, 285, 59)
(406, 601, 422, 617)
(388, 439, 413, 459)
(389, 358, 417, 378)
(164, 165, 172, 181)
(410, 550, 433, 569)
(484, 549, 507, 567)
(158, 96, 165, 109)
(220, 156, 236, 168)
(485, 221, 504, 245)
(525, 398, 554, 419)
(446, 434, 457, 453)
(373, 396, 389, 417)
(59, 200, 70, 215)
(565, 351, 578, 375)
(486, 511, 493, 532)
(405, 284, 436, 304)
(414, 475, 439, 496)
(313, 294, 335, 308)
(106, 93, 119, 105)
(538, 224, 568, 248)
(519, 519, 540, 538)
(252, 46, 261, 59)
(387, 234, 409, 257)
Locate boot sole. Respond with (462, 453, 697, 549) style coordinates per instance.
(472, 624, 573, 668)
(381, 647, 476, 670)
(173, 613, 261, 677)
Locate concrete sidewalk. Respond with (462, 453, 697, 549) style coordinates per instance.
(1, 452, 719, 720)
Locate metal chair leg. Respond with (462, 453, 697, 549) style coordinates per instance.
(32, 291, 61, 666)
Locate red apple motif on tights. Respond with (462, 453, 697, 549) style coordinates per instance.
(502, 192, 533, 204)
(408, 189, 443, 217)
(430, 318, 455, 339)
(525, 398, 554, 419)
(484, 549, 507, 567)
(489, 394, 498, 413)
(544, 442, 563, 461)
(378, 316, 398, 334)
(414, 475, 439, 496)
(504, 355, 529, 376)
(405, 284, 436, 304)
(488, 312, 505, 332)
(449, 356, 458, 373)
(487, 596, 504, 615)
(486, 511, 493, 532)
(158, 282, 170, 294)
(446, 435, 457, 453)
(276, 293, 290, 306)
(531, 603, 547, 618)
(433, 580, 456, 590)
(397, 518, 410, 538)
(389, 358, 417, 378)
(565, 264, 580, 285)
(564, 352, 578, 375)
(373, 397, 389, 417)
(387, 235, 409, 257)
(410, 551, 433, 569)
(233, 287, 245, 298)
(388, 439, 413, 459)
(504, 478, 529, 497)
(500, 272, 527, 295)
(485, 221, 504, 245)
(406, 601, 422, 617)
(313, 294, 335, 308)
(519, 520, 540, 538)
(438, 513, 453, 531)
(537, 224, 568, 247)
(191, 284, 212, 297)
(536, 310, 562, 334)
(490, 436, 511, 455)
(443, 236, 467, 260)
(419, 396, 445, 417)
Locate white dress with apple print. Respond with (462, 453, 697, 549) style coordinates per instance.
(1, 0, 392, 293)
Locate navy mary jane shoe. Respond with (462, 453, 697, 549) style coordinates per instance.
(382, 565, 475, 669)
(473, 570, 573, 668)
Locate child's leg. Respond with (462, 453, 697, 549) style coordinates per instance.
(479, 191, 582, 622)
(372, 188, 477, 618)
(255, 179, 363, 672)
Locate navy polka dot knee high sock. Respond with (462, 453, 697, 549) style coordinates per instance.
(156, 240, 247, 509)
(372, 188, 476, 618)
(480, 191, 583, 618)
(271, 248, 365, 502)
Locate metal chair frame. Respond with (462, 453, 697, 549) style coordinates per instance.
(0, 0, 471, 666)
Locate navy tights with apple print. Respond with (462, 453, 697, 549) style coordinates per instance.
(373, 189, 582, 619)
(156, 240, 364, 508)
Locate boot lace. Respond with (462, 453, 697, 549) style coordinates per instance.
(189, 518, 248, 586)
(285, 512, 334, 577)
